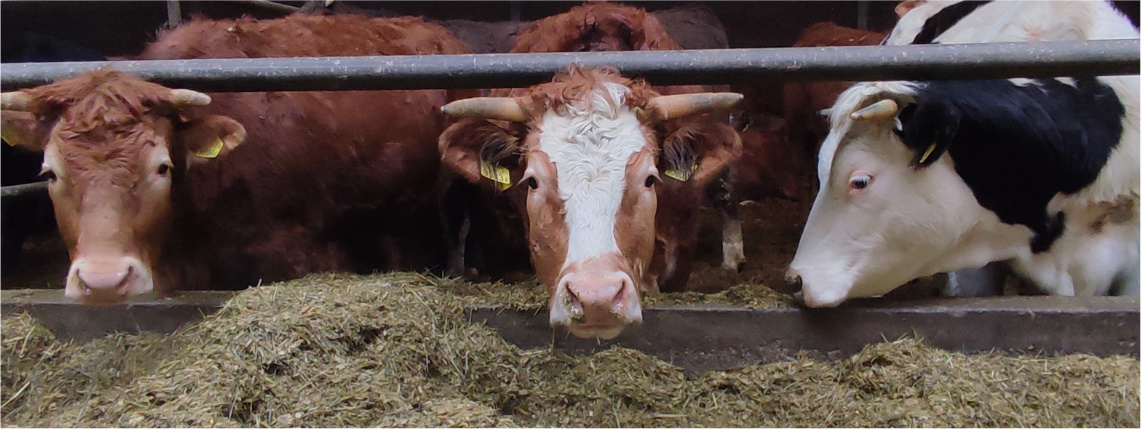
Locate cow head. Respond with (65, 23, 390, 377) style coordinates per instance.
(0, 70, 245, 304)
(787, 82, 1020, 307)
(439, 67, 741, 338)
(510, 2, 682, 54)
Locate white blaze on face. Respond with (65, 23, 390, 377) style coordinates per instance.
(538, 82, 648, 269)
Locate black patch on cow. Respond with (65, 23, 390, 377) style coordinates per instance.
(897, 78, 1126, 253)
(910, 1, 993, 45)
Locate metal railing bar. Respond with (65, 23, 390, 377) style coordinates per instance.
(1, 39, 1137, 92)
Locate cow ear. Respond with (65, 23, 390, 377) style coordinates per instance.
(896, 0, 923, 17)
(659, 117, 742, 188)
(897, 101, 959, 169)
(439, 118, 523, 191)
(1, 111, 45, 151)
(176, 114, 246, 167)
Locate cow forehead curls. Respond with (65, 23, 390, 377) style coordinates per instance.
(28, 70, 176, 184)
(521, 67, 657, 126)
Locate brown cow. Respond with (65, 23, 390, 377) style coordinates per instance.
(731, 22, 887, 216)
(783, 22, 888, 164)
(0, 14, 473, 304)
(444, 2, 744, 296)
(303, 2, 730, 53)
(440, 66, 740, 339)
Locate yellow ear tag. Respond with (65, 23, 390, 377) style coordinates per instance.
(196, 138, 225, 159)
(479, 161, 512, 191)
(2, 126, 20, 146)
(918, 142, 937, 164)
(664, 164, 697, 182)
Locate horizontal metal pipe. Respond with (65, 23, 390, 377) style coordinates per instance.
(1, 39, 1137, 92)
(0, 182, 47, 199)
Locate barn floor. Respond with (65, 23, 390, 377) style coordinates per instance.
(2, 272, 1137, 427)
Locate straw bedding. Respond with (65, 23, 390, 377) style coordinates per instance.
(2, 273, 1137, 427)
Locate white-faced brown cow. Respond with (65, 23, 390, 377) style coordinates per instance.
(439, 67, 742, 339)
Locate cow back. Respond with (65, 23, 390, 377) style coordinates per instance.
(136, 14, 475, 287)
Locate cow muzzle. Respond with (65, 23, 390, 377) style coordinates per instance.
(549, 270, 642, 340)
(65, 256, 154, 305)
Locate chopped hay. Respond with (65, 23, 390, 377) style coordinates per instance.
(3, 273, 1137, 427)
(440, 273, 793, 311)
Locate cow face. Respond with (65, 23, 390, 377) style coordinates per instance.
(439, 68, 741, 338)
(1, 71, 245, 304)
(788, 86, 1011, 307)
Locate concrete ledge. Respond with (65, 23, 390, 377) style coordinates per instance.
(3, 290, 1136, 372)
(469, 296, 1140, 372)
(1, 289, 236, 340)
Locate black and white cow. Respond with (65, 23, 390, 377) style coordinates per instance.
(787, 0, 1140, 307)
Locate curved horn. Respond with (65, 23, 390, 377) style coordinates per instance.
(441, 97, 526, 122)
(1, 92, 32, 111)
(169, 89, 212, 107)
(648, 93, 744, 121)
(850, 99, 899, 121)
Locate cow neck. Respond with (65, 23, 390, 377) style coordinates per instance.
(156, 174, 197, 292)
(903, 78, 1126, 253)
(934, 205, 1035, 277)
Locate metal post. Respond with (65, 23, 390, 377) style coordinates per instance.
(857, 0, 868, 31)
(165, 0, 182, 29)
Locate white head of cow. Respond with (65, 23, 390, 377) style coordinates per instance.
(439, 67, 742, 338)
(788, 81, 1033, 307)
(1, 70, 246, 305)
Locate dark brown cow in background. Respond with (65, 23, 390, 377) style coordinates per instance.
(729, 21, 887, 217)
(303, 1, 730, 53)
(783, 22, 887, 172)
(0, 14, 474, 304)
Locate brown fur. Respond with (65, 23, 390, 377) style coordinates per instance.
(31, 14, 475, 295)
(781, 22, 887, 211)
(142, 14, 474, 289)
(24, 70, 176, 189)
(446, 3, 742, 293)
(511, 2, 683, 53)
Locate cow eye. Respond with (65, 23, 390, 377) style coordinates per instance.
(849, 174, 871, 190)
(526, 177, 539, 190)
(157, 163, 172, 176)
(644, 175, 656, 188)
(39, 169, 57, 182)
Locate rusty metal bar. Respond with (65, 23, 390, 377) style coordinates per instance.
(1, 39, 1137, 92)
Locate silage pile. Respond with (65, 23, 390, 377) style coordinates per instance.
(3, 273, 1138, 427)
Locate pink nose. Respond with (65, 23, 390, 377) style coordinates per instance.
(72, 259, 136, 303)
(563, 273, 635, 325)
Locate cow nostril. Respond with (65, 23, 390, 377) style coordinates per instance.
(564, 285, 583, 316)
(785, 272, 803, 290)
(611, 280, 629, 311)
(76, 269, 91, 293)
(117, 265, 135, 294)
